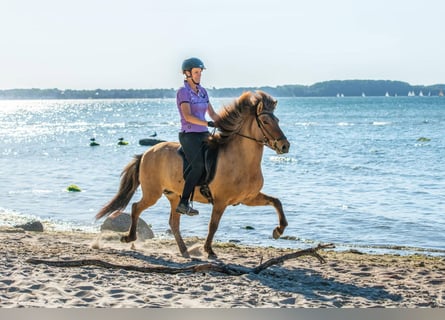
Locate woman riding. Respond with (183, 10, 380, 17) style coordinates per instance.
(176, 57, 220, 216)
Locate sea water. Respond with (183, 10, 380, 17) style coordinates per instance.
(1, 96, 444, 255)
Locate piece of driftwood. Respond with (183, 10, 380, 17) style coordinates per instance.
(26, 243, 335, 276)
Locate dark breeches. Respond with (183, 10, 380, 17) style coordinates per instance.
(179, 131, 209, 202)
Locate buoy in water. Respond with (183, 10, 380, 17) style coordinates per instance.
(67, 184, 82, 192)
(90, 138, 100, 146)
(118, 137, 129, 145)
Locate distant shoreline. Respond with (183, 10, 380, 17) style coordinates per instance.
(1, 80, 444, 100)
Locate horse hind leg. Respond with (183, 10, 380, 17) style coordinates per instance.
(121, 194, 159, 243)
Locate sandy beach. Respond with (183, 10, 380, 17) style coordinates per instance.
(1, 226, 444, 308)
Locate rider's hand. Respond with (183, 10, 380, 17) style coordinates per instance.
(207, 121, 215, 127)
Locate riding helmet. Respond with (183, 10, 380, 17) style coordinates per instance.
(181, 57, 206, 72)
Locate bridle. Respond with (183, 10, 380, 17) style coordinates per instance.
(236, 111, 287, 151)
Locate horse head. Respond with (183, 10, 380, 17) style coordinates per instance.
(213, 91, 290, 154)
(246, 91, 290, 154)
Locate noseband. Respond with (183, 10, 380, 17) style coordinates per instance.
(236, 111, 287, 151)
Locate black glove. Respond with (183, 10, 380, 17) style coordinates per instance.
(207, 121, 215, 127)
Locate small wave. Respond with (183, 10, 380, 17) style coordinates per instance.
(1, 148, 18, 156)
(0, 208, 41, 227)
(351, 165, 375, 171)
(8, 189, 53, 196)
(276, 235, 445, 256)
(0, 207, 98, 233)
(369, 149, 385, 155)
(338, 243, 445, 256)
(127, 121, 150, 126)
(337, 122, 354, 126)
(32, 189, 53, 195)
(414, 143, 431, 148)
(295, 122, 318, 127)
(269, 156, 296, 163)
(372, 121, 391, 126)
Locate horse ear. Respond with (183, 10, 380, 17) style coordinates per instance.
(257, 100, 264, 114)
(250, 91, 264, 114)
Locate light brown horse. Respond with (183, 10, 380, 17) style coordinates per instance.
(96, 90, 290, 259)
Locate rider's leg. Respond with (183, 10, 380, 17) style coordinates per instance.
(177, 132, 208, 215)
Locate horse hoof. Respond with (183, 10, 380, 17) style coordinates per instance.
(120, 235, 135, 243)
(207, 252, 218, 260)
(181, 251, 191, 259)
(272, 228, 282, 240)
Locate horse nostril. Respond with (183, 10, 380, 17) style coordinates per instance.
(281, 144, 289, 153)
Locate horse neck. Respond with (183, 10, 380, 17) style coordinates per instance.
(226, 122, 265, 168)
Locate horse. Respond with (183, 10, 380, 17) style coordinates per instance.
(96, 90, 290, 259)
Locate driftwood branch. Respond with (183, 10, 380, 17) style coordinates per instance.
(252, 243, 334, 274)
(27, 243, 335, 276)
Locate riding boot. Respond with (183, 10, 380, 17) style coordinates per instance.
(176, 201, 199, 216)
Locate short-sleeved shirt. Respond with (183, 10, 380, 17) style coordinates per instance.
(176, 81, 209, 133)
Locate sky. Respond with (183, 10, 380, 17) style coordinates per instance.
(1, 0, 444, 90)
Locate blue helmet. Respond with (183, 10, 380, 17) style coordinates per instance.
(181, 57, 206, 72)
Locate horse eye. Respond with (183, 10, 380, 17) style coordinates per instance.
(260, 116, 269, 124)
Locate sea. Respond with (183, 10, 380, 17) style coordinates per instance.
(1, 96, 444, 256)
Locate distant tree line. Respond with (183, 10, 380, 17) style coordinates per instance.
(1, 80, 444, 100)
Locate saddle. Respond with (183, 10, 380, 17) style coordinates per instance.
(177, 143, 219, 204)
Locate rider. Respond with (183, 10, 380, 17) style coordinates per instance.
(176, 57, 220, 216)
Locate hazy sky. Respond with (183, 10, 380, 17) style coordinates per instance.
(1, 0, 444, 90)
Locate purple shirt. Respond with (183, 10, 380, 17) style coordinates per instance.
(176, 81, 209, 133)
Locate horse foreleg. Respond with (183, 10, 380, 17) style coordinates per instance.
(241, 192, 288, 239)
(204, 204, 227, 259)
(168, 198, 190, 258)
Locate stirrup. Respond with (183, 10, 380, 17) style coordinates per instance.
(176, 203, 199, 216)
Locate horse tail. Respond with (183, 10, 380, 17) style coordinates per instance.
(95, 154, 142, 220)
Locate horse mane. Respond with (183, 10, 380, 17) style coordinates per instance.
(208, 90, 277, 146)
